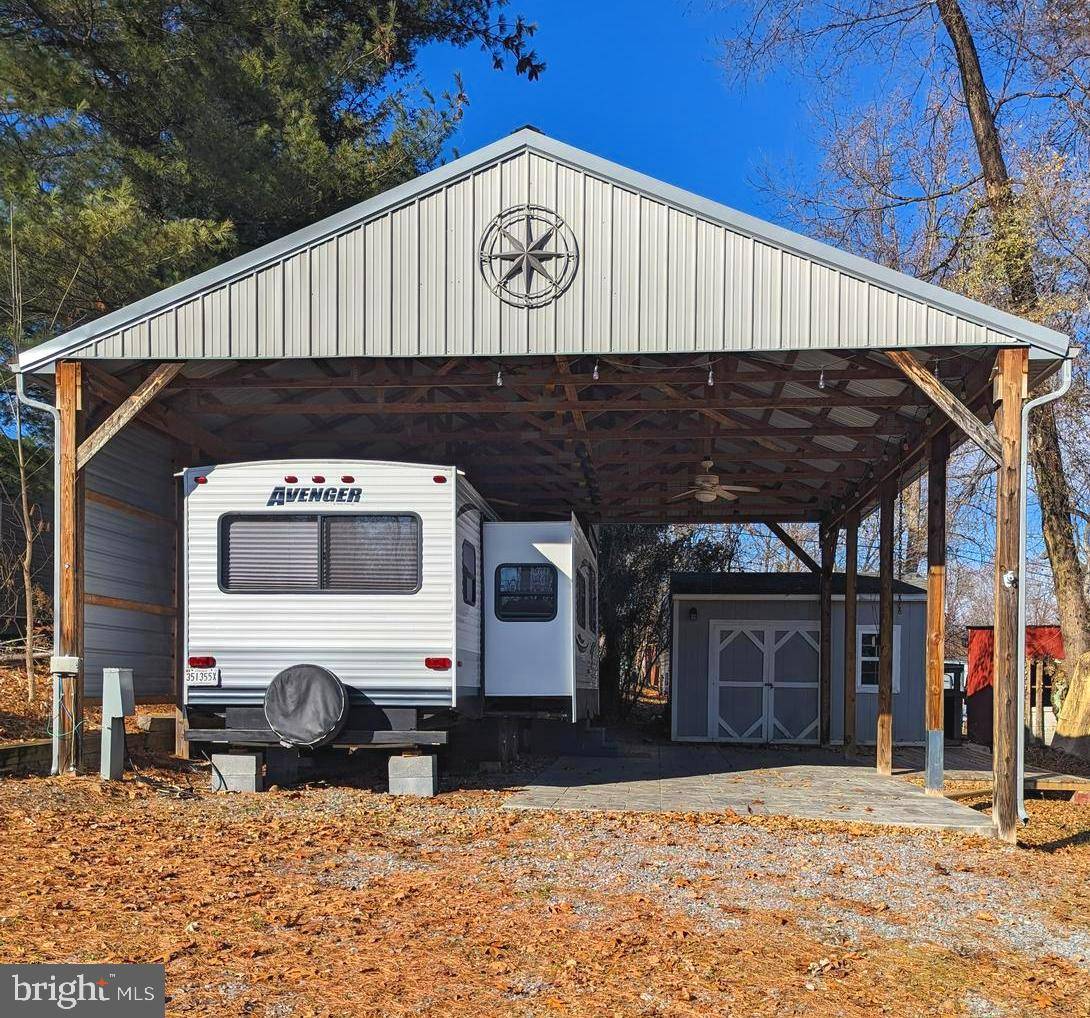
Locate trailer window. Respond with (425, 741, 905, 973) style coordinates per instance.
(575, 570, 587, 630)
(495, 563, 557, 622)
(461, 540, 477, 606)
(220, 513, 421, 594)
(221, 516, 320, 591)
(322, 515, 421, 593)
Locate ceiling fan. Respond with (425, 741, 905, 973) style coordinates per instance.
(668, 459, 760, 504)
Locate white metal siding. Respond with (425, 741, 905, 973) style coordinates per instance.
(34, 132, 1061, 369)
(183, 460, 458, 708)
(84, 424, 176, 699)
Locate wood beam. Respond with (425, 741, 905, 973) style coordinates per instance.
(819, 522, 837, 745)
(56, 361, 84, 773)
(76, 362, 183, 471)
(843, 512, 859, 757)
(992, 347, 1028, 844)
(766, 522, 820, 573)
(887, 350, 1002, 463)
(925, 431, 949, 796)
(877, 482, 895, 776)
(84, 365, 232, 461)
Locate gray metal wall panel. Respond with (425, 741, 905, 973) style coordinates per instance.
(674, 596, 926, 743)
(84, 424, 176, 701)
(66, 146, 1034, 363)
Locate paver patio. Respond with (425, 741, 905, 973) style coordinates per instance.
(504, 743, 996, 835)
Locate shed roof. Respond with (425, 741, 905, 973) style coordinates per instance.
(671, 571, 927, 597)
(18, 128, 1069, 374)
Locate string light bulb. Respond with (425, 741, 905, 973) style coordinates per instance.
(496, 367, 504, 387)
(818, 368, 827, 391)
(707, 365, 715, 387)
(592, 359, 599, 381)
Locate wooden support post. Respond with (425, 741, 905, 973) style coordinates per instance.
(925, 431, 948, 796)
(877, 482, 895, 777)
(1033, 661, 1045, 744)
(56, 361, 85, 773)
(819, 522, 836, 745)
(993, 347, 1028, 844)
(843, 513, 859, 757)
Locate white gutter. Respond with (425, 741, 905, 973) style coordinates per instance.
(1016, 349, 1077, 822)
(14, 369, 64, 775)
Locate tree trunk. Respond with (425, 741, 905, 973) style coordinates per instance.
(936, 0, 1090, 752)
(14, 399, 36, 702)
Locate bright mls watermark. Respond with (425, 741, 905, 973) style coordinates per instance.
(1, 965, 164, 1017)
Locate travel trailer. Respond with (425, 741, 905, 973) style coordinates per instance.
(181, 460, 598, 748)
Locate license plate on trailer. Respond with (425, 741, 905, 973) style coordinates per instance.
(186, 667, 220, 686)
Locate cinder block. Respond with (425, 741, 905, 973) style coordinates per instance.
(210, 752, 265, 792)
(388, 753, 438, 797)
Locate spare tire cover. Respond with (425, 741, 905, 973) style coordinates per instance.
(264, 664, 348, 748)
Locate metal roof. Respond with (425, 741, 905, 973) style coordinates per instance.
(18, 128, 1069, 374)
(671, 572, 927, 597)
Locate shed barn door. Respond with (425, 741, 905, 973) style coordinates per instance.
(708, 621, 820, 744)
(708, 624, 768, 741)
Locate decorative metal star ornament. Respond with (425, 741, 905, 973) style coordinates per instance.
(479, 205, 579, 308)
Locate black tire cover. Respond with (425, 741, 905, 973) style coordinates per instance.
(264, 664, 348, 748)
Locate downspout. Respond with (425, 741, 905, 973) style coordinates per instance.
(1016, 348, 1077, 822)
(14, 368, 63, 775)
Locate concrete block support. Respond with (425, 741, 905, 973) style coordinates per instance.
(211, 752, 265, 793)
(389, 753, 438, 797)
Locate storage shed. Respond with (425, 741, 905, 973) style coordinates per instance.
(671, 573, 926, 744)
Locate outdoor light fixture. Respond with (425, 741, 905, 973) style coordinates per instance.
(688, 606, 698, 622)
(496, 367, 504, 387)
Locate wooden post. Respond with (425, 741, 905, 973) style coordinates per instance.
(993, 346, 1027, 844)
(877, 482, 895, 777)
(925, 431, 948, 795)
(843, 513, 859, 756)
(1033, 661, 1045, 744)
(56, 361, 84, 773)
(819, 522, 836, 745)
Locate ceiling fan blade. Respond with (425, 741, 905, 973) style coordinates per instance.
(720, 485, 760, 494)
(715, 489, 740, 502)
(668, 488, 698, 503)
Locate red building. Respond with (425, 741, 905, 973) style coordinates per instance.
(966, 625, 1064, 745)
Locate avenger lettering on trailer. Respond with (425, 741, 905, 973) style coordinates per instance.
(265, 486, 363, 507)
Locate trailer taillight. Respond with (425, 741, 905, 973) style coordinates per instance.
(424, 657, 452, 671)
(284, 475, 298, 483)
(433, 475, 447, 484)
(188, 656, 216, 668)
(194, 475, 208, 485)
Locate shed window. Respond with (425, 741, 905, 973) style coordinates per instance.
(220, 513, 420, 594)
(576, 570, 587, 630)
(856, 625, 901, 693)
(495, 563, 557, 622)
(461, 540, 477, 606)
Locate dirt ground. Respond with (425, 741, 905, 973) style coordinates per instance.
(2, 749, 1090, 1018)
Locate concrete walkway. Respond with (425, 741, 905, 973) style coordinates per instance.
(504, 744, 995, 835)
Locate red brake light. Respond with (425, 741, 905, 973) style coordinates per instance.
(433, 475, 447, 484)
(425, 657, 452, 671)
(312, 475, 325, 483)
(194, 475, 207, 485)
(341, 475, 355, 483)
(188, 656, 216, 668)
(284, 475, 298, 484)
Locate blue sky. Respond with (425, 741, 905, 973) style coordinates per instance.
(417, 0, 810, 221)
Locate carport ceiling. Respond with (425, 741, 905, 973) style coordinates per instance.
(80, 345, 1006, 523)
